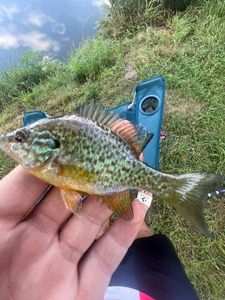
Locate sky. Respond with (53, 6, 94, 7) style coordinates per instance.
(0, 0, 110, 69)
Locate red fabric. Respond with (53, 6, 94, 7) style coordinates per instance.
(140, 291, 155, 300)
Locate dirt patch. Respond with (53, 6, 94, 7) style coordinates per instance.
(154, 26, 173, 37)
(124, 64, 138, 80)
(165, 90, 202, 116)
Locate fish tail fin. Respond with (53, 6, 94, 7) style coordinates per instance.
(157, 173, 224, 237)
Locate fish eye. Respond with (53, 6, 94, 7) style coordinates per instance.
(15, 135, 23, 143)
(53, 139, 60, 149)
(15, 130, 28, 143)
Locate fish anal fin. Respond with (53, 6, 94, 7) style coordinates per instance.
(60, 189, 82, 213)
(97, 190, 134, 220)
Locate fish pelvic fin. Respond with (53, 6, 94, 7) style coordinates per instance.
(60, 189, 82, 213)
(158, 173, 224, 237)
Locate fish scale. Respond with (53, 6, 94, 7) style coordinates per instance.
(0, 102, 224, 236)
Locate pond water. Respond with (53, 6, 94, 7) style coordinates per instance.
(0, 0, 110, 70)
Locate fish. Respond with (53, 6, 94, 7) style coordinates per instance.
(0, 102, 224, 236)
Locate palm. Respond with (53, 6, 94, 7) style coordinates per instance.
(0, 221, 77, 300)
(0, 166, 147, 300)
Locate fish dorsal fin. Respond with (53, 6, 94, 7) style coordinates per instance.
(75, 102, 119, 128)
(75, 102, 153, 157)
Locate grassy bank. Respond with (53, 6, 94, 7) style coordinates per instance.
(0, 0, 224, 298)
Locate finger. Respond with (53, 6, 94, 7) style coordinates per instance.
(96, 219, 110, 239)
(136, 221, 153, 239)
(59, 196, 112, 263)
(136, 190, 153, 238)
(27, 187, 72, 234)
(0, 166, 48, 224)
(79, 200, 148, 298)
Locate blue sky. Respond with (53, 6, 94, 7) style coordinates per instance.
(0, 0, 110, 69)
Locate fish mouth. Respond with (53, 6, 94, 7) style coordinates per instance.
(0, 133, 24, 165)
(0, 134, 9, 152)
(0, 133, 18, 156)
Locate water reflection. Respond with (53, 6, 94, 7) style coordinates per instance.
(0, 0, 110, 70)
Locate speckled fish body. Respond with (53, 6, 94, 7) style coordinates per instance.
(0, 103, 224, 236)
(19, 116, 152, 194)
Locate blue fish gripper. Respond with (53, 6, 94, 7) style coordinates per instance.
(23, 76, 165, 169)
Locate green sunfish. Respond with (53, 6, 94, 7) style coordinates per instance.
(0, 103, 224, 236)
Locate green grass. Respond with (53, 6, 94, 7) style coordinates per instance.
(69, 38, 122, 82)
(0, 51, 61, 111)
(100, 0, 168, 38)
(0, 1, 224, 298)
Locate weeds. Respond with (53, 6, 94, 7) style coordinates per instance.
(100, 0, 167, 38)
(0, 51, 61, 111)
(101, 0, 204, 38)
(163, 0, 202, 11)
(69, 38, 121, 82)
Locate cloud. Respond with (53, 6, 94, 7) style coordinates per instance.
(0, 30, 60, 52)
(0, 33, 19, 49)
(24, 10, 66, 35)
(0, 5, 64, 52)
(92, 0, 111, 8)
(52, 22, 66, 35)
(0, 4, 20, 20)
(20, 31, 60, 52)
(25, 11, 47, 27)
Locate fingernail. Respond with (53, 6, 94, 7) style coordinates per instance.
(136, 190, 153, 208)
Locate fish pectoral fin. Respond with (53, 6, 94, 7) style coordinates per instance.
(60, 189, 82, 213)
(99, 190, 134, 220)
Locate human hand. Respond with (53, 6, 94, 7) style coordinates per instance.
(0, 166, 148, 300)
